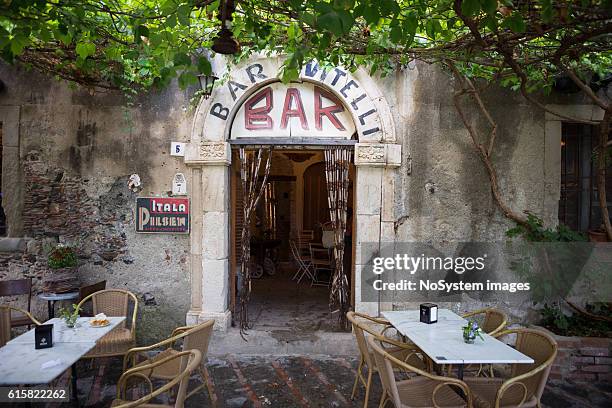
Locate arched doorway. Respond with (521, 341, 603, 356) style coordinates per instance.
(184, 57, 401, 331)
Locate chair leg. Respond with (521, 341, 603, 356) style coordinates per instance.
(363, 369, 373, 408)
(202, 366, 216, 406)
(378, 392, 388, 408)
(351, 358, 364, 400)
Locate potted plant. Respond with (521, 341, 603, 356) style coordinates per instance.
(462, 320, 484, 344)
(43, 244, 80, 293)
(588, 225, 609, 242)
(58, 304, 81, 328)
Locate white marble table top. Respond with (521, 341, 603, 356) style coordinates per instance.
(8, 316, 125, 345)
(38, 292, 79, 301)
(0, 342, 95, 385)
(383, 310, 534, 365)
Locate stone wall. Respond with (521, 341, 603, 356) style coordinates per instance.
(547, 329, 612, 383)
(0, 61, 193, 343)
(0, 57, 602, 339)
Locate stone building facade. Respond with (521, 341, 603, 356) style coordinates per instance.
(0, 55, 604, 342)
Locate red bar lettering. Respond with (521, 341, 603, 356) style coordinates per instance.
(314, 86, 346, 131)
(245, 87, 273, 130)
(280, 88, 308, 130)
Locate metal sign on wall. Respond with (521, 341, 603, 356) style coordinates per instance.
(136, 197, 189, 234)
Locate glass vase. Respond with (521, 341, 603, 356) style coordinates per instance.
(463, 332, 476, 344)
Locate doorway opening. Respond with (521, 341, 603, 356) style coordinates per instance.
(230, 148, 355, 334)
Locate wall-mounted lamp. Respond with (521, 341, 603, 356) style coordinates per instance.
(197, 72, 218, 99)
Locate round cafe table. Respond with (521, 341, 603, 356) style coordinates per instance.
(38, 291, 79, 320)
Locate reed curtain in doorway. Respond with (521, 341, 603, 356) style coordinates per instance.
(238, 147, 272, 336)
(324, 146, 352, 328)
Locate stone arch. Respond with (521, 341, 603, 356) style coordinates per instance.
(188, 56, 396, 147)
(184, 56, 401, 330)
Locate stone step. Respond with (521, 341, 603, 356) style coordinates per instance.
(210, 328, 359, 357)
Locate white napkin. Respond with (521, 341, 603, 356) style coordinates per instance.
(94, 313, 107, 320)
(41, 359, 63, 370)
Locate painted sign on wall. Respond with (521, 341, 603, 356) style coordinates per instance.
(136, 197, 189, 234)
(231, 82, 356, 139)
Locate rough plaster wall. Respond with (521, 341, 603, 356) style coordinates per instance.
(0, 60, 595, 333)
(376, 63, 550, 321)
(0, 63, 194, 343)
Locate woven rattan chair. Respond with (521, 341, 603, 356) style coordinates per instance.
(347, 311, 428, 408)
(1, 305, 41, 346)
(111, 349, 202, 408)
(76, 289, 138, 358)
(123, 320, 215, 403)
(447, 308, 509, 377)
(464, 328, 557, 408)
(369, 336, 472, 408)
(462, 309, 507, 336)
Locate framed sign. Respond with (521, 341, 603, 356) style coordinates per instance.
(136, 197, 189, 234)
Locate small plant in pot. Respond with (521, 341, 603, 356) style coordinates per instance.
(48, 244, 78, 269)
(462, 320, 484, 344)
(588, 225, 609, 242)
(59, 304, 81, 328)
(44, 244, 80, 293)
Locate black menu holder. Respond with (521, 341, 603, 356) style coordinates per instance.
(420, 303, 438, 324)
(35, 324, 53, 349)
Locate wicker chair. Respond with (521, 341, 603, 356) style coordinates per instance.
(76, 289, 138, 358)
(347, 311, 428, 408)
(464, 328, 557, 408)
(462, 309, 508, 336)
(1, 305, 41, 346)
(368, 336, 472, 408)
(448, 309, 508, 377)
(123, 320, 215, 403)
(111, 349, 202, 408)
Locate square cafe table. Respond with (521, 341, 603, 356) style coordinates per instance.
(382, 309, 534, 380)
(0, 316, 125, 404)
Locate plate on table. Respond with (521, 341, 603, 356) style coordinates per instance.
(90, 319, 110, 327)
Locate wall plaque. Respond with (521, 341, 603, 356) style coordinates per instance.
(136, 197, 189, 234)
(172, 173, 187, 196)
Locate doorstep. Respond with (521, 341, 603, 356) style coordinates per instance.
(209, 327, 358, 356)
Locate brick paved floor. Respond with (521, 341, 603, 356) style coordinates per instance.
(35, 355, 612, 407)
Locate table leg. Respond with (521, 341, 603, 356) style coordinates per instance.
(48, 300, 55, 320)
(453, 365, 466, 401)
(71, 364, 79, 407)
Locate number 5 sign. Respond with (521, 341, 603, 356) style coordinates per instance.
(170, 142, 186, 157)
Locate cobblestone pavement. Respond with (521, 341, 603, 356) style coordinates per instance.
(39, 355, 611, 407)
